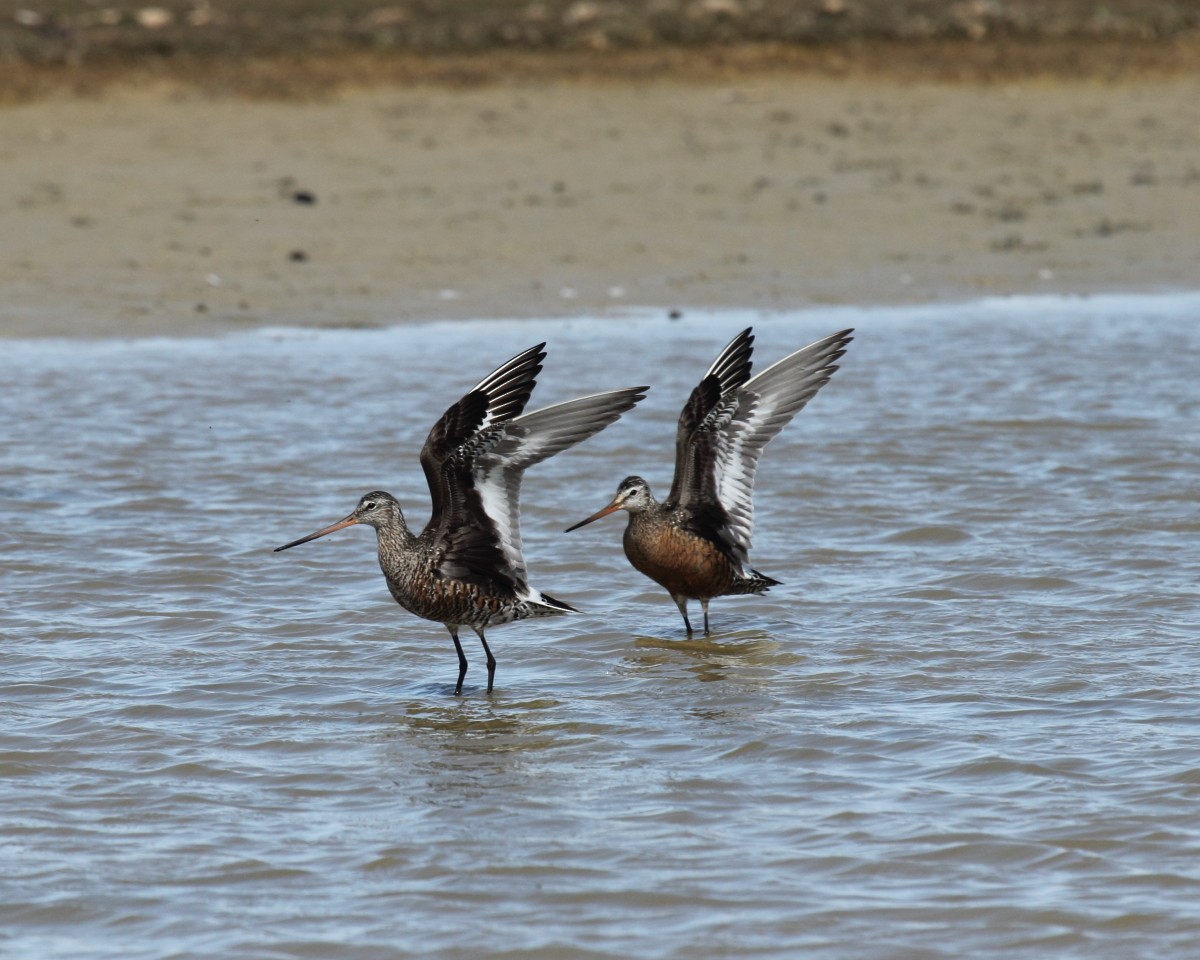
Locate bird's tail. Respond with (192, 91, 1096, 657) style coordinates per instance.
(520, 591, 579, 618)
(725, 568, 782, 596)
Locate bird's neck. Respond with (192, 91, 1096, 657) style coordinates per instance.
(374, 518, 416, 561)
(631, 491, 661, 517)
(626, 504, 660, 530)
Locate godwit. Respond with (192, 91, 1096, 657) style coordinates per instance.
(276, 343, 647, 693)
(565, 327, 852, 634)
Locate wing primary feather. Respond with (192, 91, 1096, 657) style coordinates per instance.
(501, 386, 649, 468)
(471, 385, 649, 592)
(419, 343, 546, 528)
(668, 327, 755, 506)
(712, 327, 854, 564)
(702, 326, 755, 394)
(465, 342, 547, 427)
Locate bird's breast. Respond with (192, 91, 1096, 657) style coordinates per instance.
(379, 554, 517, 627)
(623, 515, 736, 600)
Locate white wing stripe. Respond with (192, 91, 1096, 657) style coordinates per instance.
(713, 330, 851, 562)
(472, 387, 647, 590)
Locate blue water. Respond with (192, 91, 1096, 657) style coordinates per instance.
(2, 293, 1200, 958)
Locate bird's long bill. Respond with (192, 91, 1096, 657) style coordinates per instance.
(273, 514, 358, 552)
(564, 499, 622, 533)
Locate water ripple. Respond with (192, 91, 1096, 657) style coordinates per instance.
(3, 296, 1200, 958)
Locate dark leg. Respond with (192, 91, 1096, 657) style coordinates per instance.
(672, 595, 693, 635)
(447, 625, 468, 695)
(473, 627, 496, 694)
(700, 599, 711, 635)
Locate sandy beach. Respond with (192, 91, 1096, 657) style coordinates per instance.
(3, 67, 1199, 337)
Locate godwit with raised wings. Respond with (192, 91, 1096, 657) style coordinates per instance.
(565, 327, 851, 634)
(276, 343, 647, 693)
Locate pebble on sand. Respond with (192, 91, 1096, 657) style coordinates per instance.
(136, 7, 173, 29)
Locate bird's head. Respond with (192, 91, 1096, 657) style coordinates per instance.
(274, 491, 402, 552)
(565, 476, 654, 532)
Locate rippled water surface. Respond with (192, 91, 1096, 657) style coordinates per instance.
(4, 295, 1200, 959)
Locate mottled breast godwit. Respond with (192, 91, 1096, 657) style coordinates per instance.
(276, 343, 648, 693)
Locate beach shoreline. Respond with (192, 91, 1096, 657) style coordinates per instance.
(4, 61, 1199, 338)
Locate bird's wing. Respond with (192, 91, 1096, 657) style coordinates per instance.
(708, 328, 854, 565)
(667, 327, 756, 509)
(418, 344, 545, 590)
(469, 386, 648, 592)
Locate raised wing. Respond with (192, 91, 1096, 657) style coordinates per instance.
(417, 344, 544, 590)
(420, 343, 545, 527)
(712, 328, 853, 565)
(469, 386, 648, 593)
(666, 327, 755, 509)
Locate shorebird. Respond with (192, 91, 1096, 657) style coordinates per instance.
(566, 327, 852, 635)
(275, 343, 647, 694)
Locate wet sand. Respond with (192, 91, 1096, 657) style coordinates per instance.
(3, 72, 1200, 337)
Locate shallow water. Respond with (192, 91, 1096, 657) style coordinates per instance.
(3, 294, 1200, 959)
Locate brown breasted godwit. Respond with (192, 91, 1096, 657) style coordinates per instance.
(276, 343, 647, 693)
(565, 327, 852, 634)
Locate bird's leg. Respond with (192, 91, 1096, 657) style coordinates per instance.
(447, 625, 468, 695)
(672, 595, 693, 636)
(473, 627, 496, 694)
(700, 599, 711, 635)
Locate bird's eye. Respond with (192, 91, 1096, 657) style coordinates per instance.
(362, 501, 376, 511)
